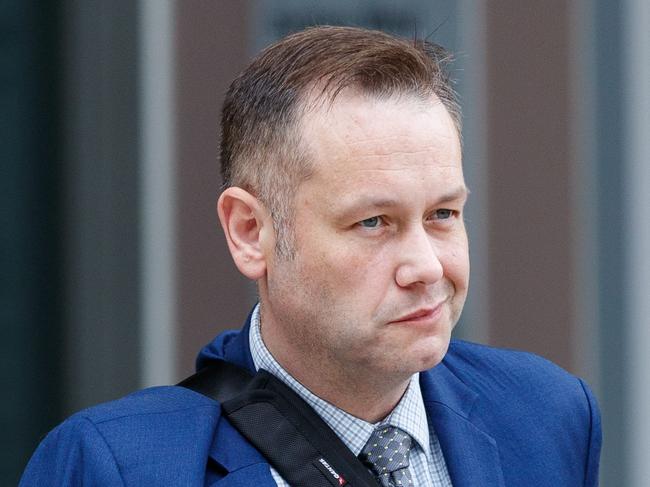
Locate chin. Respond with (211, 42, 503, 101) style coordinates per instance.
(411, 336, 451, 372)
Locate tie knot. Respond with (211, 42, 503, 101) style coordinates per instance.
(360, 426, 413, 486)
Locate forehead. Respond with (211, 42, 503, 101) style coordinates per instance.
(299, 92, 462, 180)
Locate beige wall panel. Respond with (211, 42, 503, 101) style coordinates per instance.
(485, 1, 574, 370)
(175, 1, 255, 377)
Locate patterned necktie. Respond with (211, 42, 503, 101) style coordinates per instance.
(360, 426, 414, 487)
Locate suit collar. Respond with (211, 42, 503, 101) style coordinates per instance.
(222, 314, 257, 372)
(195, 308, 257, 373)
(421, 358, 505, 486)
(420, 358, 479, 417)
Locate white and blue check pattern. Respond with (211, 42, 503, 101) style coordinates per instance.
(248, 304, 453, 486)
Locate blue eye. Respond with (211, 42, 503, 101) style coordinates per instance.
(359, 216, 382, 228)
(435, 209, 454, 220)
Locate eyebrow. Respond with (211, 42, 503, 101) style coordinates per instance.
(338, 185, 470, 213)
(435, 185, 470, 204)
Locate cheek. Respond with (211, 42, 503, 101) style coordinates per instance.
(443, 237, 470, 287)
(308, 240, 394, 298)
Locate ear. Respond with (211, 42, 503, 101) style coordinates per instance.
(217, 187, 273, 280)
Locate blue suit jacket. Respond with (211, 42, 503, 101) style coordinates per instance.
(21, 317, 601, 486)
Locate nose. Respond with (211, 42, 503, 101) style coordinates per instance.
(395, 227, 444, 288)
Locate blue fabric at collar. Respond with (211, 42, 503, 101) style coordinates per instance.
(195, 307, 257, 373)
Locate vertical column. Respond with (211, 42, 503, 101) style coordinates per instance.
(1, 3, 63, 483)
(456, 0, 489, 344)
(140, 0, 177, 387)
(567, 0, 601, 391)
(624, 0, 650, 484)
(593, 1, 627, 484)
(62, 0, 141, 412)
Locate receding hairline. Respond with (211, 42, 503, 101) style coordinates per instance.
(231, 87, 464, 213)
(296, 87, 461, 162)
(220, 25, 462, 188)
(299, 85, 460, 130)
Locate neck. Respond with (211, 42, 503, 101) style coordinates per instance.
(260, 320, 411, 423)
(303, 363, 411, 423)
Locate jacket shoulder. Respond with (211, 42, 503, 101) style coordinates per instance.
(21, 386, 222, 486)
(78, 385, 218, 423)
(445, 339, 579, 387)
(443, 339, 597, 419)
(442, 340, 601, 485)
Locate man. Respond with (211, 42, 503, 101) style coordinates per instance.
(21, 26, 601, 486)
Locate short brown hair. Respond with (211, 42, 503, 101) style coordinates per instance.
(220, 25, 460, 257)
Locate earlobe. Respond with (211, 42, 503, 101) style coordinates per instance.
(217, 187, 270, 280)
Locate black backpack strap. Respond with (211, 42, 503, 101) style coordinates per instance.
(178, 361, 380, 487)
(177, 359, 253, 402)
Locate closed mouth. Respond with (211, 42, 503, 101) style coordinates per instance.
(390, 301, 445, 324)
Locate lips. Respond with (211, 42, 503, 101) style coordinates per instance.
(390, 300, 446, 324)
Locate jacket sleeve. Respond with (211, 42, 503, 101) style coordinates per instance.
(580, 378, 602, 487)
(19, 415, 125, 487)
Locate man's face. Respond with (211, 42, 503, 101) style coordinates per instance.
(261, 93, 469, 381)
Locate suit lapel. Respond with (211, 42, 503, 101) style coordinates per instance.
(421, 364, 505, 486)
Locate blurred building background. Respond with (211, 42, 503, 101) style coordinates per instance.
(2, 0, 649, 485)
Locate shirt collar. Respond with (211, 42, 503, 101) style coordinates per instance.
(248, 303, 431, 457)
